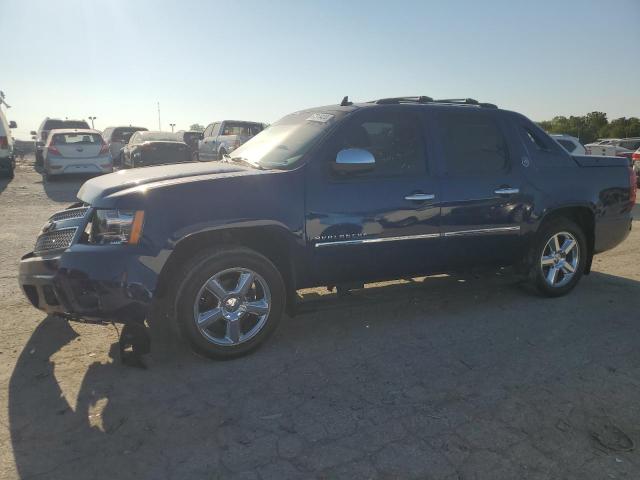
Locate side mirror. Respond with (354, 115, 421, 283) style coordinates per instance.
(9, 121, 17, 128)
(30, 130, 37, 136)
(332, 148, 375, 174)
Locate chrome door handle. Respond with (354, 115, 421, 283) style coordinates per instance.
(494, 187, 519, 195)
(404, 193, 435, 201)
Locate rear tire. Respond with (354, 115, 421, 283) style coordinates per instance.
(529, 218, 587, 297)
(172, 246, 285, 359)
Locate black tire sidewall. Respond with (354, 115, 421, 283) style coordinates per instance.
(174, 248, 285, 359)
(532, 219, 587, 297)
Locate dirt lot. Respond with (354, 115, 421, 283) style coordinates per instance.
(1, 155, 639, 480)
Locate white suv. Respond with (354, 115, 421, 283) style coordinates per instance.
(550, 134, 586, 155)
(0, 98, 17, 178)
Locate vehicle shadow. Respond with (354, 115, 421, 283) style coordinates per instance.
(8, 270, 640, 479)
(42, 174, 94, 202)
(0, 175, 12, 195)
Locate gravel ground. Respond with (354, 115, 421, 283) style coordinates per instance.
(1, 155, 639, 480)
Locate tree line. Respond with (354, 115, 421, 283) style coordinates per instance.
(538, 112, 640, 145)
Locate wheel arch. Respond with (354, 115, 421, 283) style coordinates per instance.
(154, 225, 298, 312)
(536, 205, 595, 273)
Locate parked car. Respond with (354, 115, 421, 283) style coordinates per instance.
(31, 118, 90, 166)
(19, 96, 635, 360)
(197, 120, 264, 161)
(120, 131, 191, 168)
(585, 138, 639, 159)
(42, 129, 113, 179)
(633, 148, 640, 186)
(550, 134, 586, 155)
(102, 126, 148, 166)
(175, 130, 203, 160)
(0, 106, 17, 178)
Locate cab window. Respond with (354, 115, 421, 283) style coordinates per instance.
(331, 110, 427, 178)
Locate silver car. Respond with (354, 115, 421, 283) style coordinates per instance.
(198, 120, 264, 161)
(43, 129, 113, 179)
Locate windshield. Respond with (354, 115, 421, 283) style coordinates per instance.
(113, 127, 146, 142)
(229, 110, 344, 169)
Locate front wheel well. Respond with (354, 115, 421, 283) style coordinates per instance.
(538, 206, 595, 273)
(154, 227, 296, 308)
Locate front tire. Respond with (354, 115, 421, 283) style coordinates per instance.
(173, 247, 285, 359)
(530, 218, 587, 297)
(217, 149, 227, 161)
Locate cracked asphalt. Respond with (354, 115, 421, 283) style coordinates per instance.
(1, 156, 639, 479)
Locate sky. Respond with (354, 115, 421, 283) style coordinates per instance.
(2, 0, 639, 139)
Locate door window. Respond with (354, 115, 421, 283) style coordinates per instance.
(211, 122, 221, 137)
(439, 111, 509, 175)
(203, 124, 214, 138)
(332, 110, 427, 178)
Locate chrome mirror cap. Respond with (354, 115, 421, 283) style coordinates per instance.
(333, 148, 375, 175)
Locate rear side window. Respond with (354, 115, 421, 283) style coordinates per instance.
(439, 112, 508, 175)
(557, 139, 577, 153)
(221, 122, 263, 136)
(52, 133, 102, 144)
(619, 140, 640, 151)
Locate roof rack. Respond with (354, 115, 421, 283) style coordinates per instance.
(372, 96, 497, 109)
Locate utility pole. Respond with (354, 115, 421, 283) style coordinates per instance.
(157, 102, 161, 131)
(169, 123, 175, 133)
(88, 116, 97, 129)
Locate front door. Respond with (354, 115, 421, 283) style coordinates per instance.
(431, 108, 530, 267)
(305, 107, 442, 284)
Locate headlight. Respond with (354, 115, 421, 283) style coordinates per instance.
(87, 209, 145, 245)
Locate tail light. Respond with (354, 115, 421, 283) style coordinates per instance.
(630, 166, 637, 204)
(48, 145, 61, 156)
(0, 136, 7, 149)
(99, 140, 109, 155)
(632, 151, 640, 161)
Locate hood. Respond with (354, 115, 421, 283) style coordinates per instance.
(78, 161, 261, 204)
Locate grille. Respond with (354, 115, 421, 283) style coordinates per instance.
(49, 207, 90, 222)
(34, 227, 77, 254)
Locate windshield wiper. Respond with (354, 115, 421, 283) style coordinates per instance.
(225, 154, 263, 170)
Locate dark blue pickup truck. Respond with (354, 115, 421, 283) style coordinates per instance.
(19, 97, 636, 359)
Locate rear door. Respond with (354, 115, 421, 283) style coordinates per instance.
(305, 106, 442, 283)
(432, 108, 530, 267)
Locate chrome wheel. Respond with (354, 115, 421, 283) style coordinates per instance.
(193, 268, 271, 346)
(540, 231, 579, 288)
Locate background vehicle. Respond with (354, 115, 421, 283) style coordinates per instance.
(0, 105, 17, 178)
(550, 134, 586, 155)
(585, 138, 640, 159)
(197, 120, 264, 161)
(633, 148, 640, 186)
(43, 129, 112, 179)
(31, 118, 90, 166)
(19, 97, 635, 360)
(175, 130, 203, 160)
(120, 131, 191, 168)
(102, 126, 148, 166)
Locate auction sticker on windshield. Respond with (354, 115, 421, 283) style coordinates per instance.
(306, 113, 334, 123)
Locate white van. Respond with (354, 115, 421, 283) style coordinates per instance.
(0, 101, 17, 178)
